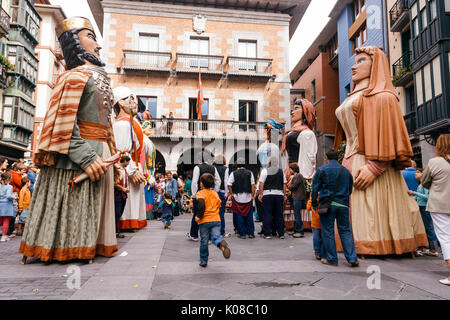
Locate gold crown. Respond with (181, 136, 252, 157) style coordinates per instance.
(56, 17, 95, 38)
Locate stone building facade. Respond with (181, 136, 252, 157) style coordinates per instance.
(99, 0, 300, 174)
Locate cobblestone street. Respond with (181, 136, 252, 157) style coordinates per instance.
(1, 213, 449, 300)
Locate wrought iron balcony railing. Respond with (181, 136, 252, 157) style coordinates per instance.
(143, 118, 267, 140)
(175, 53, 224, 74)
(392, 51, 412, 87)
(226, 56, 272, 77)
(0, 7, 10, 35)
(390, 0, 409, 32)
(123, 50, 172, 71)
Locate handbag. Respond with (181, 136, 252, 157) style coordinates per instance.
(318, 166, 345, 215)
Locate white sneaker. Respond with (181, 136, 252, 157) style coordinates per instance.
(0, 236, 8, 242)
(424, 249, 439, 257)
(223, 233, 231, 238)
(439, 278, 450, 286)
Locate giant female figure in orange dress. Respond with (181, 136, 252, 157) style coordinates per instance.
(334, 46, 428, 255)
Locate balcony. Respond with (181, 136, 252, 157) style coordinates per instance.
(328, 52, 339, 71)
(416, 94, 450, 134)
(403, 111, 417, 135)
(144, 118, 266, 141)
(390, 0, 409, 32)
(175, 53, 224, 75)
(0, 7, 10, 35)
(226, 56, 273, 78)
(392, 51, 412, 87)
(122, 50, 172, 72)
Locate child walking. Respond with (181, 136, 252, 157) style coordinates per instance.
(158, 192, 175, 229)
(154, 188, 165, 220)
(0, 172, 16, 242)
(195, 173, 231, 267)
(408, 168, 439, 257)
(17, 177, 31, 236)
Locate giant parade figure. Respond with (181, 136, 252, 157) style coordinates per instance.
(334, 46, 428, 256)
(112, 87, 147, 231)
(140, 120, 157, 220)
(19, 17, 118, 263)
(282, 99, 318, 230)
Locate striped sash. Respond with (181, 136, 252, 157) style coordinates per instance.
(34, 67, 91, 166)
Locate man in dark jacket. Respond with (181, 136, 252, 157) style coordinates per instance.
(287, 164, 306, 238)
(311, 149, 358, 267)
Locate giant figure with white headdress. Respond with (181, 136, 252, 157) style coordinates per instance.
(112, 87, 147, 231)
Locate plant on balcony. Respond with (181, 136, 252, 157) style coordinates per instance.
(392, 67, 411, 83)
(0, 54, 15, 71)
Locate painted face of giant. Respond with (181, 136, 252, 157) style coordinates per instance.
(78, 29, 101, 58)
(119, 95, 138, 115)
(352, 52, 372, 84)
(291, 104, 304, 124)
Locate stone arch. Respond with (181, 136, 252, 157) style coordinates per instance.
(176, 148, 215, 179)
(154, 149, 166, 175)
(229, 148, 261, 179)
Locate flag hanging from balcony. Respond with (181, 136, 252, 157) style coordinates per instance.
(196, 69, 204, 120)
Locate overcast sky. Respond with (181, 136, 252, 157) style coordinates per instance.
(289, 0, 338, 73)
(50, 0, 103, 45)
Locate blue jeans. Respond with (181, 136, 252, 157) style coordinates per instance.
(189, 199, 199, 238)
(419, 206, 438, 250)
(312, 227, 326, 258)
(18, 209, 29, 224)
(199, 221, 224, 264)
(235, 206, 255, 236)
(218, 192, 227, 235)
(162, 216, 172, 227)
(319, 205, 357, 265)
(293, 199, 304, 234)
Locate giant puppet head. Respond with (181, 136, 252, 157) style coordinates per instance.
(112, 86, 138, 117)
(57, 17, 105, 70)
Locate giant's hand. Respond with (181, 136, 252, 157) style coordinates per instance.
(131, 171, 146, 185)
(84, 156, 108, 182)
(354, 165, 376, 190)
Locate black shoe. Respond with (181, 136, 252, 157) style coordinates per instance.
(199, 262, 207, 268)
(350, 261, 359, 267)
(219, 240, 231, 259)
(238, 235, 247, 239)
(116, 233, 125, 239)
(279, 235, 285, 239)
(248, 235, 255, 239)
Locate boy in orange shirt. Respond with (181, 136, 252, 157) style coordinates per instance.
(17, 177, 31, 236)
(195, 173, 231, 267)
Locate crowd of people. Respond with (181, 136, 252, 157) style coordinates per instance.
(0, 157, 39, 242)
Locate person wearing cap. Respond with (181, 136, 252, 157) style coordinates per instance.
(112, 87, 147, 231)
(281, 98, 318, 231)
(19, 17, 118, 263)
